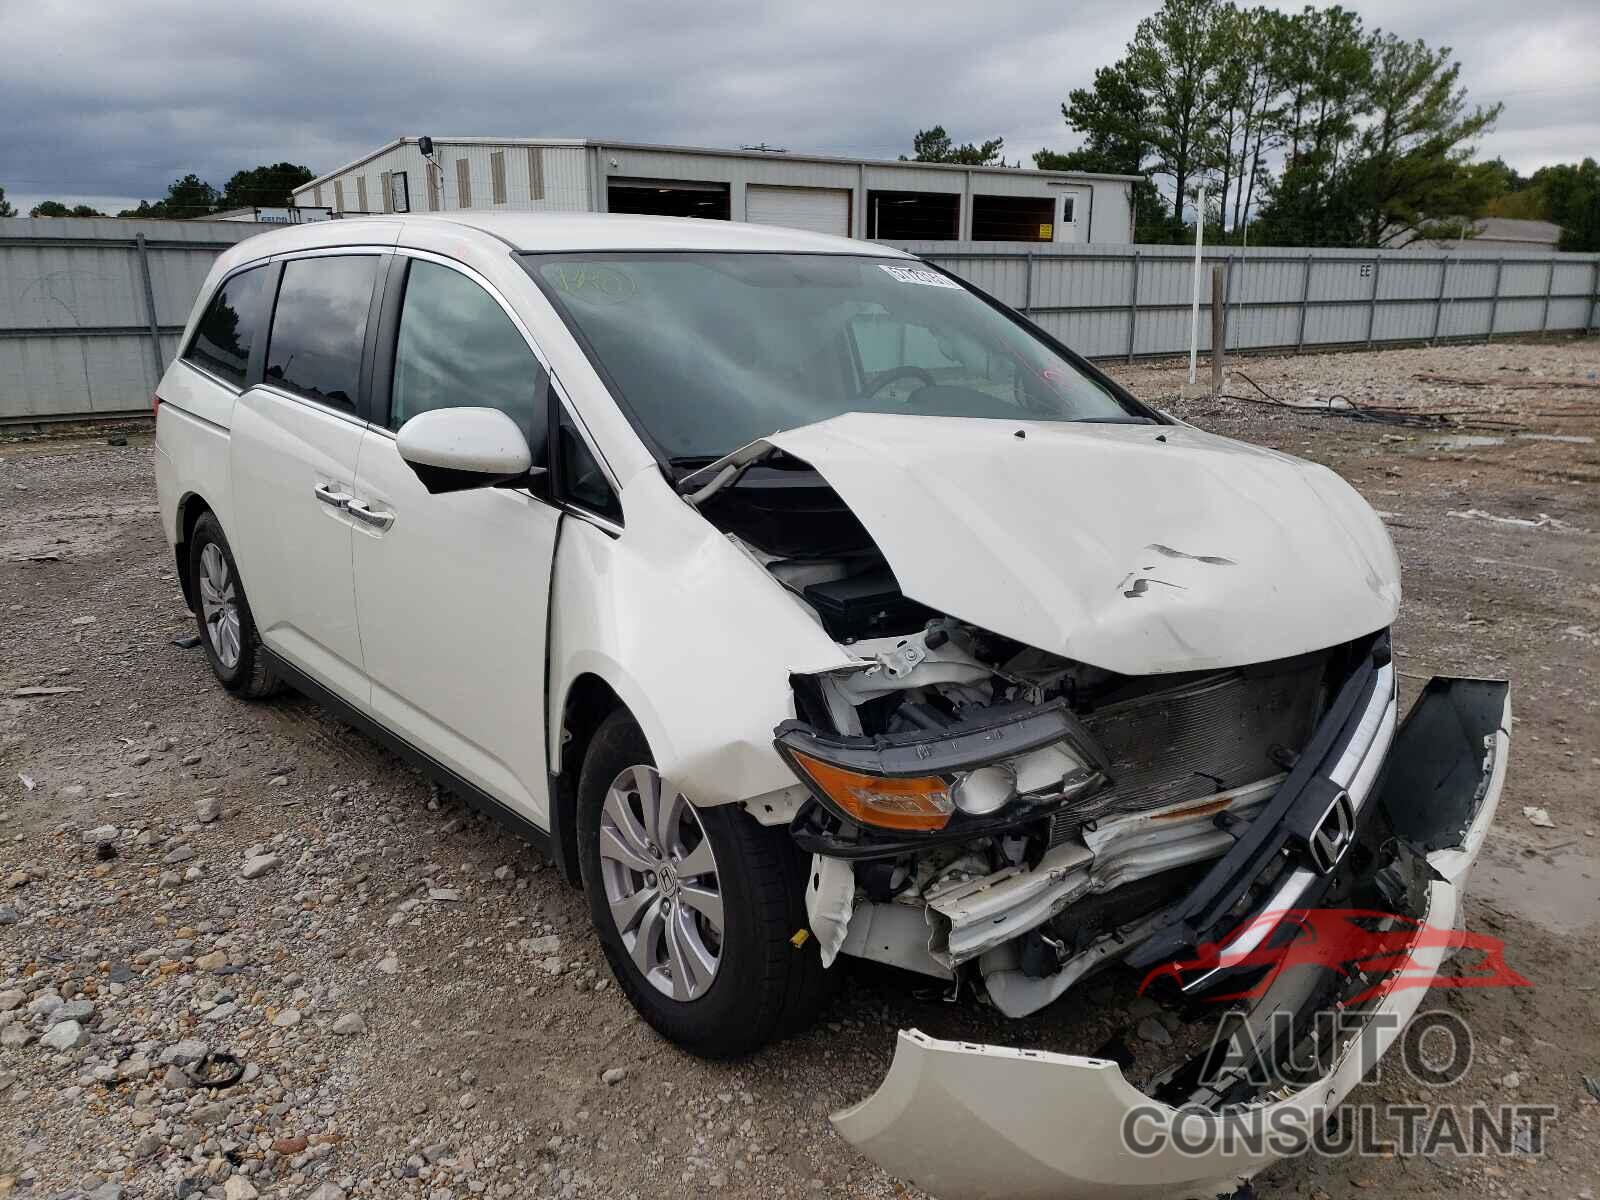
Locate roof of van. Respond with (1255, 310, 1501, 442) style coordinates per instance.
(235, 212, 917, 258)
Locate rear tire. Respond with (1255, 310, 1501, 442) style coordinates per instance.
(187, 512, 279, 699)
(577, 709, 828, 1057)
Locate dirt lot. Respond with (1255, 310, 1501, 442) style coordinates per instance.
(2, 337, 1598, 1200)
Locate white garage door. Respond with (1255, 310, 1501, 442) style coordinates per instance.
(746, 186, 851, 237)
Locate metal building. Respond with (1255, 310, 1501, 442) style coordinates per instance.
(289, 137, 1140, 245)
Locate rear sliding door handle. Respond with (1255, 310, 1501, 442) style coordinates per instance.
(347, 499, 396, 532)
(313, 483, 353, 509)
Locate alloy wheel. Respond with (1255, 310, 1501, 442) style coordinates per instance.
(197, 542, 242, 670)
(598, 765, 724, 1001)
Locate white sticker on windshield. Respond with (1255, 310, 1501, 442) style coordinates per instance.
(879, 264, 961, 289)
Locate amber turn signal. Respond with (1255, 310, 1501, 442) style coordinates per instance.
(786, 750, 954, 832)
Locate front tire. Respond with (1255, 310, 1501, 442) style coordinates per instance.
(577, 710, 827, 1057)
(187, 512, 279, 699)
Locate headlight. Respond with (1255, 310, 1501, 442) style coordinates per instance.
(783, 750, 955, 832)
(775, 699, 1110, 835)
(951, 764, 1017, 816)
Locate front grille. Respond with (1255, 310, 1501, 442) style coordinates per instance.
(1049, 653, 1328, 846)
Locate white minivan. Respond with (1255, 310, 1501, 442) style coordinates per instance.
(156, 212, 1510, 1199)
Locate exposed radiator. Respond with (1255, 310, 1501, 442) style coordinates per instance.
(1049, 654, 1327, 846)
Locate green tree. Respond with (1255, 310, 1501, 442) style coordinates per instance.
(218, 163, 315, 211)
(1211, 6, 1288, 234)
(116, 174, 221, 220)
(1533, 159, 1600, 251)
(1346, 33, 1501, 246)
(0, 186, 15, 218)
(1040, 60, 1173, 238)
(161, 173, 221, 218)
(903, 126, 1007, 166)
(1250, 6, 1373, 244)
(29, 200, 106, 218)
(1482, 159, 1545, 221)
(1118, 0, 1229, 224)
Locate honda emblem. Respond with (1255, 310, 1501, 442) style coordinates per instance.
(1306, 788, 1356, 875)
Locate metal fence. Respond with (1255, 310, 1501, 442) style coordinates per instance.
(895, 239, 1600, 363)
(3, 217, 1598, 424)
(0, 218, 261, 422)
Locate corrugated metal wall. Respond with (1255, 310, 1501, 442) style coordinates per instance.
(297, 141, 592, 216)
(0, 218, 262, 420)
(3, 220, 1596, 423)
(895, 241, 1600, 360)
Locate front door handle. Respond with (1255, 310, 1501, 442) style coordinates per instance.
(313, 483, 353, 509)
(347, 499, 396, 532)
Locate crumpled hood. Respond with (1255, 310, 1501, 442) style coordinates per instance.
(691, 412, 1400, 675)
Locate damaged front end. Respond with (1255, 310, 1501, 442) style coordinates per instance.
(827, 675, 1511, 1199)
(684, 417, 1509, 1196)
(766, 594, 1510, 1197)
(779, 623, 1390, 1014)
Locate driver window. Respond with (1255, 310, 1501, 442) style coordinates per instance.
(390, 260, 548, 465)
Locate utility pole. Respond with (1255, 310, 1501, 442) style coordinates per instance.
(1187, 181, 1207, 387)
(1211, 264, 1226, 397)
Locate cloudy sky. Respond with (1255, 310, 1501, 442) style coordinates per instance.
(3, 0, 1596, 214)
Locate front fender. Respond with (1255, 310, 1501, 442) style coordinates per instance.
(547, 469, 852, 807)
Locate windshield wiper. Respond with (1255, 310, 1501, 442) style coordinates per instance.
(667, 455, 720, 478)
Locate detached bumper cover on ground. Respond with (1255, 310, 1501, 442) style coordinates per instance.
(832, 677, 1511, 1200)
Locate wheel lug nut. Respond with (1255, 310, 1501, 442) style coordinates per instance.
(645, 873, 656, 887)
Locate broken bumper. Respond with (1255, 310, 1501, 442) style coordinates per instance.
(833, 677, 1511, 1200)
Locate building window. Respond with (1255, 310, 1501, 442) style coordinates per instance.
(456, 158, 472, 208)
(971, 194, 1056, 242)
(527, 148, 545, 201)
(385, 170, 409, 213)
(1062, 196, 1076, 224)
(867, 191, 960, 241)
(491, 150, 507, 205)
(607, 178, 730, 220)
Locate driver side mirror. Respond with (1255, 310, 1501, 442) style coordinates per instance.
(396, 407, 544, 495)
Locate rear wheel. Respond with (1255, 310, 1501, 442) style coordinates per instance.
(577, 710, 828, 1057)
(187, 513, 279, 699)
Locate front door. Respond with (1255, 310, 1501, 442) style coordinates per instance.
(350, 255, 560, 826)
(228, 252, 383, 706)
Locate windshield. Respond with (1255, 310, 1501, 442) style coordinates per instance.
(523, 252, 1143, 463)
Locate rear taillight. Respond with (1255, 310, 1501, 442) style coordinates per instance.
(152, 393, 162, 415)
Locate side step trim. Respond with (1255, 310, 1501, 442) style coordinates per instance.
(261, 649, 555, 863)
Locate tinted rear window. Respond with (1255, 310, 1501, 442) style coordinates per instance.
(183, 265, 271, 387)
(265, 255, 379, 411)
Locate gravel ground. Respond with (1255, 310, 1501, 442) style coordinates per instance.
(2, 336, 1598, 1200)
